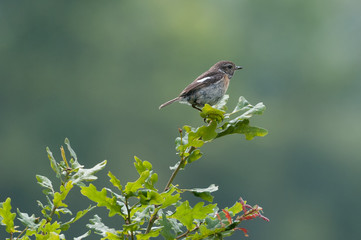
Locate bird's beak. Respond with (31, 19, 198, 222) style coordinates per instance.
(236, 66, 243, 70)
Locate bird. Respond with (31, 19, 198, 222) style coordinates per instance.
(159, 60, 243, 111)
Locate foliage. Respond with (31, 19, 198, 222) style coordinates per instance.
(0, 96, 268, 239)
(0, 139, 105, 239)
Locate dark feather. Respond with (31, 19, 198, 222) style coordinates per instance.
(179, 72, 225, 98)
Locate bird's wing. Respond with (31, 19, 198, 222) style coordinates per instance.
(179, 72, 225, 97)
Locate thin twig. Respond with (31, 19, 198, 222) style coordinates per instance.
(16, 226, 28, 239)
(125, 198, 134, 240)
(176, 225, 200, 239)
(145, 141, 196, 234)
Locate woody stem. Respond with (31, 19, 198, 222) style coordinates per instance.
(145, 146, 196, 234)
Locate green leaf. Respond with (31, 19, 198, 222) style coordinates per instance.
(200, 104, 225, 123)
(55, 207, 72, 217)
(187, 131, 204, 148)
(37, 199, 52, 219)
(46, 147, 61, 179)
(171, 201, 216, 230)
(213, 94, 229, 111)
(183, 184, 218, 202)
(74, 231, 91, 240)
(171, 201, 194, 230)
(160, 187, 181, 209)
(229, 102, 266, 123)
(124, 170, 150, 196)
(195, 121, 217, 141)
(231, 96, 251, 114)
(192, 202, 217, 219)
(158, 212, 178, 240)
(204, 215, 222, 229)
(122, 222, 139, 232)
(108, 171, 122, 191)
(150, 173, 158, 186)
(136, 228, 161, 240)
(139, 190, 164, 205)
(0, 198, 16, 233)
(53, 181, 73, 208)
(64, 138, 82, 169)
(17, 209, 39, 230)
(227, 202, 243, 216)
(187, 224, 224, 240)
(81, 184, 122, 217)
(33, 231, 62, 240)
(104, 232, 123, 240)
(42, 221, 61, 235)
(70, 160, 107, 186)
(134, 156, 152, 174)
(130, 205, 153, 223)
(87, 215, 119, 237)
(36, 175, 54, 196)
(60, 205, 95, 231)
(187, 149, 203, 163)
(217, 119, 268, 140)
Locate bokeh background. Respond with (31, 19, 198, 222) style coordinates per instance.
(1, 0, 361, 239)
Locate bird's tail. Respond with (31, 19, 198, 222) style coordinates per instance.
(159, 97, 180, 109)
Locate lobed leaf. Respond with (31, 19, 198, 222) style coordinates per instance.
(0, 198, 17, 234)
(160, 187, 181, 209)
(195, 121, 217, 142)
(229, 102, 266, 123)
(130, 205, 153, 223)
(124, 170, 150, 196)
(41, 221, 61, 235)
(53, 181, 73, 208)
(231, 96, 251, 114)
(80, 184, 122, 217)
(139, 190, 164, 205)
(74, 230, 91, 240)
(200, 104, 225, 123)
(227, 202, 243, 216)
(60, 205, 95, 231)
(217, 119, 268, 140)
(64, 138, 82, 169)
(186, 224, 224, 240)
(108, 171, 122, 191)
(70, 160, 107, 186)
(36, 175, 54, 196)
(134, 156, 152, 175)
(187, 149, 203, 163)
(87, 215, 119, 237)
(136, 228, 161, 240)
(46, 147, 61, 179)
(213, 94, 229, 111)
(171, 201, 216, 230)
(158, 212, 179, 239)
(17, 209, 39, 230)
(183, 184, 218, 202)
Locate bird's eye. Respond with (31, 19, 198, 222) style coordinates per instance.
(227, 65, 233, 69)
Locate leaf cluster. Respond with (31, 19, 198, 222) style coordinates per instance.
(0, 96, 269, 239)
(0, 139, 105, 239)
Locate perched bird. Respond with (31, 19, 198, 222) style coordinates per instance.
(159, 61, 242, 111)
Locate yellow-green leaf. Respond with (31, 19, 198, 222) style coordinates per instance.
(0, 198, 16, 233)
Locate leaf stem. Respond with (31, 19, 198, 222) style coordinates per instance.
(164, 145, 195, 191)
(176, 225, 200, 239)
(125, 197, 134, 240)
(16, 226, 28, 239)
(145, 143, 196, 234)
(46, 205, 58, 223)
(145, 207, 160, 234)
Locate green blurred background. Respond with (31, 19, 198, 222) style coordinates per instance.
(1, 0, 361, 239)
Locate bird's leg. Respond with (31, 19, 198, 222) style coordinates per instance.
(192, 104, 202, 111)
